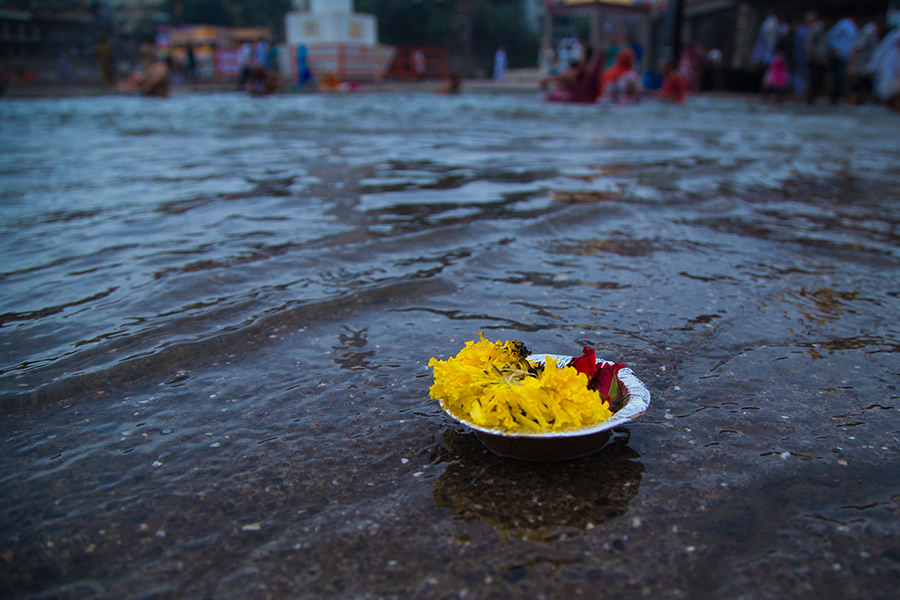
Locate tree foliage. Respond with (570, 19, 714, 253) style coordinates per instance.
(470, 2, 538, 69)
(355, 0, 537, 71)
(355, 0, 457, 47)
(165, 0, 292, 35)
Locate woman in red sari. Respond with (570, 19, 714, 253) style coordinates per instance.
(545, 45, 605, 104)
(658, 59, 687, 104)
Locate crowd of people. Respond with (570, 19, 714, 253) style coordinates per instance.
(237, 40, 283, 95)
(534, 10, 898, 111)
(109, 36, 284, 98)
(539, 38, 686, 106)
(20, 9, 892, 109)
(753, 11, 900, 109)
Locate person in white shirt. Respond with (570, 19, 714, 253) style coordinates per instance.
(827, 17, 858, 103)
(237, 41, 252, 88)
(752, 14, 781, 66)
(868, 27, 900, 111)
(849, 20, 882, 104)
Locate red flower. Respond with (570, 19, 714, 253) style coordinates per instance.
(568, 347, 626, 410)
(567, 346, 598, 380)
(593, 362, 625, 407)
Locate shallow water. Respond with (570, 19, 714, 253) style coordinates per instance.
(1, 92, 899, 599)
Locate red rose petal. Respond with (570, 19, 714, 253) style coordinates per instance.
(567, 346, 598, 379)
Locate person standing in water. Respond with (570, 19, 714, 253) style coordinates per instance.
(828, 16, 859, 104)
(237, 41, 252, 89)
(297, 44, 311, 86)
(185, 43, 196, 83)
(95, 34, 115, 88)
(869, 26, 900, 111)
(849, 19, 880, 105)
(657, 59, 687, 104)
(435, 72, 462, 94)
(493, 46, 507, 81)
(805, 11, 829, 105)
(791, 17, 810, 101)
(411, 49, 426, 81)
(140, 56, 172, 97)
(601, 47, 642, 103)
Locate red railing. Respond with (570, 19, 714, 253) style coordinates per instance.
(213, 43, 449, 86)
(286, 43, 398, 84)
(214, 48, 241, 82)
(383, 45, 449, 81)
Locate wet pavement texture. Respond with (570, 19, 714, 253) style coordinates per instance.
(0, 93, 899, 598)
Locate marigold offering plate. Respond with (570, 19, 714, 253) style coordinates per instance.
(437, 353, 651, 461)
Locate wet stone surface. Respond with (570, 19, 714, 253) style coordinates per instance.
(0, 93, 899, 598)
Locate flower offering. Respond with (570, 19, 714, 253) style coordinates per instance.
(428, 334, 626, 434)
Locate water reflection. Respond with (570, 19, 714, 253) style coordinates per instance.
(783, 287, 870, 324)
(551, 190, 622, 203)
(0, 92, 897, 598)
(432, 430, 644, 542)
(332, 326, 376, 370)
(800, 335, 900, 357)
(552, 235, 664, 257)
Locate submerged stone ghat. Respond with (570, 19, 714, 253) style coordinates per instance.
(0, 92, 898, 598)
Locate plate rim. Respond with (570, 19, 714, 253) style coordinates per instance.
(438, 353, 651, 439)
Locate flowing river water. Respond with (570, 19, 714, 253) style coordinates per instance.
(1, 92, 898, 599)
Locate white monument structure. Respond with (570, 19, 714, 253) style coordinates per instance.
(285, 0, 376, 46)
(283, 0, 393, 83)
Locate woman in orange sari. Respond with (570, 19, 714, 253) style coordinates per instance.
(600, 48, 636, 95)
(600, 48, 644, 103)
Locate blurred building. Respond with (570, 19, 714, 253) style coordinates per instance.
(285, 0, 376, 47)
(486, 0, 547, 32)
(107, 0, 165, 39)
(544, 1, 662, 65)
(0, 0, 100, 82)
(283, 0, 399, 83)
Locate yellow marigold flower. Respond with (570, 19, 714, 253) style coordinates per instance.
(429, 336, 613, 434)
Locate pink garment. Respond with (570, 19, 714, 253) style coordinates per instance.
(764, 56, 789, 88)
(677, 44, 705, 90)
(545, 88, 571, 102)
